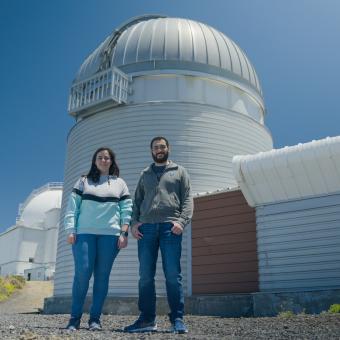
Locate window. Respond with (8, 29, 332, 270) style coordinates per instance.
(29, 258, 34, 263)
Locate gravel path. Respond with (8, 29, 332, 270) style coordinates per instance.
(0, 313, 339, 339)
(0, 283, 339, 339)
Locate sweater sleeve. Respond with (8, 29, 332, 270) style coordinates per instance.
(178, 167, 194, 228)
(131, 174, 145, 226)
(64, 177, 84, 235)
(118, 179, 133, 226)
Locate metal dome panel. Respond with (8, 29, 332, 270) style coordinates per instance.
(75, 16, 262, 94)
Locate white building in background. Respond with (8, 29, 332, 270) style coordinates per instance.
(54, 15, 273, 298)
(0, 183, 62, 280)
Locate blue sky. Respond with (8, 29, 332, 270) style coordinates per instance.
(1, 0, 340, 232)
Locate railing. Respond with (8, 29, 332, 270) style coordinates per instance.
(68, 67, 130, 115)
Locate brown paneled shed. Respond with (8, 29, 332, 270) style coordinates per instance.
(191, 189, 259, 294)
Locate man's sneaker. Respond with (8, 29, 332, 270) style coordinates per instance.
(171, 318, 188, 334)
(88, 319, 102, 331)
(124, 319, 157, 333)
(66, 317, 80, 331)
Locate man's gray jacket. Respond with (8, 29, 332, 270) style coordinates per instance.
(131, 161, 193, 228)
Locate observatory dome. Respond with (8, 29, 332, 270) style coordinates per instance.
(18, 183, 63, 228)
(75, 15, 261, 97)
(55, 15, 273, 299)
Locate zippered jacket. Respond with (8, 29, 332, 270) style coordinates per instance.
(131, 161, 193, 228)
(64, 175, 132, 236)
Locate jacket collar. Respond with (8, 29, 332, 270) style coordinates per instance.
(144, 160, 178, 174)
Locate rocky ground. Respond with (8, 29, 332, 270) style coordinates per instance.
(0, 313, 340, 339)
(0, 282, 339, 339)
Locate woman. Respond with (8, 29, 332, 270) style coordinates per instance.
(64, 147, 132, 331)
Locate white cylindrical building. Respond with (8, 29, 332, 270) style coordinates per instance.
(0, 183, 62, 279)
(54, 15, 273, 300)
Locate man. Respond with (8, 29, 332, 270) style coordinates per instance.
(124, 136, 193, 334)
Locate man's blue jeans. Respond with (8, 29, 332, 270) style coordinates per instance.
(71, 234, 120, 321)
(138, 222, 184, 322)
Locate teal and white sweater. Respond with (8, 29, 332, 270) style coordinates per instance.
(64, 175, 133, 236)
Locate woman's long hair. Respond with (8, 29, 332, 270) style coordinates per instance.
(87, 147, 119, 183)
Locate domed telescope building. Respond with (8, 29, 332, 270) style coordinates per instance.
(50, 15, 273, 312)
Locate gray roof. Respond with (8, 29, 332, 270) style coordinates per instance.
(75, 15, 262, 95)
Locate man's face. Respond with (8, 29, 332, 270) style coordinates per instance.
(151, 139, 169, 164)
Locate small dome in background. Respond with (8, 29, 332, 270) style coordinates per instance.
(75, 15, 261, 96)
(18, 183, 63, 228)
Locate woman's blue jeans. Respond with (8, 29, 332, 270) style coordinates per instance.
(71, 234, 119, 321)
(138, 223, 184, 323)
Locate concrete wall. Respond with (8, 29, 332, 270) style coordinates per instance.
(44, 288, 340, 317)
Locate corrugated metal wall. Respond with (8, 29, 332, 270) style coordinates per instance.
(257, 192, 340, 292)
(191, 189, 259, 294)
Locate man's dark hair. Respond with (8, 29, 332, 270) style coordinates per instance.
(150, 136, 169, 149)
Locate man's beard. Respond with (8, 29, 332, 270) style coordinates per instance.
(152, 151, 169, 163)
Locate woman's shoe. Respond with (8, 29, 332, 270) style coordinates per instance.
(66, 317, 81, 331)
(88, 319, 102, 331)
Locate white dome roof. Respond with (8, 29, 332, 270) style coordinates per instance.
(75, 15, 262, 95)
(18, 183, 63, 228)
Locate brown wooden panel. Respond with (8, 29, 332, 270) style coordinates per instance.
(192, 252, 257, 266)
(193, 281, 258, 294)
(192, 222, 256, 238)
(192, 261, 258, 275)
(193, 204, 253, 220)
(192, 242, 257, 257)
(192, 232, 256, 247)
(192, 212, 255, 228)
(195, 196, 251, 211)
(192, 190, 258, 294)
(193, 271, 258, 284)
(195, 191, 244, 204)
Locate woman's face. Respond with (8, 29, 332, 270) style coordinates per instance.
(95, 150, 112, 175)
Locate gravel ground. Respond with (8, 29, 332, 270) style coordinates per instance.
(0, 313, 339, 339)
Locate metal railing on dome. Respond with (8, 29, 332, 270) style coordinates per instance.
(68, 67, 130, 115)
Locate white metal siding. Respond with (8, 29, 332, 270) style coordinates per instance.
(129, 74, 264, 123)
(0, 227, 22, 275)
(257, 192, 340, 292)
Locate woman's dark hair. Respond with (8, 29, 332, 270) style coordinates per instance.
(87, 147, 119, 182)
